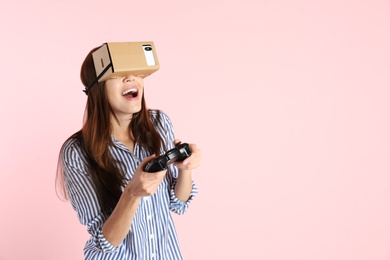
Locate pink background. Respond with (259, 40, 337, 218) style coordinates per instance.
(1, 0, 389, 259)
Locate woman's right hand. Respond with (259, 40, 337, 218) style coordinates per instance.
(124, 155, 167, 198)
(102, 155, 165, 247)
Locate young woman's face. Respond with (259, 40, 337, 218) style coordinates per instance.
(105, 74, 144, 119)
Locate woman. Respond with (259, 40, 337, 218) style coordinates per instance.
(57, 45, 201, 259)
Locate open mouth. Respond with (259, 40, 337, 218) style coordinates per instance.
(122, 88, 138, 98)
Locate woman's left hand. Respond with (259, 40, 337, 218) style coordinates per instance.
(173, 139, 202, 171)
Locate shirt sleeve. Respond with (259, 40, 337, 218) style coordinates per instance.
(61, 140, 119, 253)
(168, 169, 198, 215)
(156, 111, 199, 215)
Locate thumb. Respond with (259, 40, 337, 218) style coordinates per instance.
(140, 154, 157, 168)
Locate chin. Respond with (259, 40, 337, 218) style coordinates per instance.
(129, 105, 142, 114)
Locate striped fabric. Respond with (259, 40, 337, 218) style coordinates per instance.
(61, 110, 198, 260)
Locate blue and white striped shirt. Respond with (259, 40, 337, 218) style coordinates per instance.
(61, 110, 198, 260)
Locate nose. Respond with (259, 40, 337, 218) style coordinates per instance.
(124, 75, 136, 83)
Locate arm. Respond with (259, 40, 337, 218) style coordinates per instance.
(101, 191, 140, 248)
(150, 110, 201, 212)
(102, 155, 167, 248)
(62, 141, 166, 250)
(174, 141, 202, 202)
(174, 169, 193, 201)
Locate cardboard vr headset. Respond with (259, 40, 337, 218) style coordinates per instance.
(92, 41, 160, 82)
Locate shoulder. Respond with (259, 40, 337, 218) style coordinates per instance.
(148, 109, 175, 143)
(60, 132, 85, 162)
(148, 109, 173, 127)
(60, 132, 91, 176)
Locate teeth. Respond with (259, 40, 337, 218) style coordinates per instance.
(122, 88, 137, 96)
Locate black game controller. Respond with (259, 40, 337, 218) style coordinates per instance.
(144, 143, 192, 172)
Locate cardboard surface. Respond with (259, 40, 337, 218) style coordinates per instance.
(92, 41, 160, 81)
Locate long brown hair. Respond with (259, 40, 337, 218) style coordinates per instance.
(57, 45, 164, 216)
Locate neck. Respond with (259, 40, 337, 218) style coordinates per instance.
(111, 114, 133, 142)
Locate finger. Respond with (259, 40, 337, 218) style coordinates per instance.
(183, 153, 201, 168)
(146, 169, 167, 182)
(182, 158, 190, 166)
(188, 143, 198, 152)
(174, 139, 181, 146)
(139, 154, 157, 167)
(154, 169, 167, 177)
